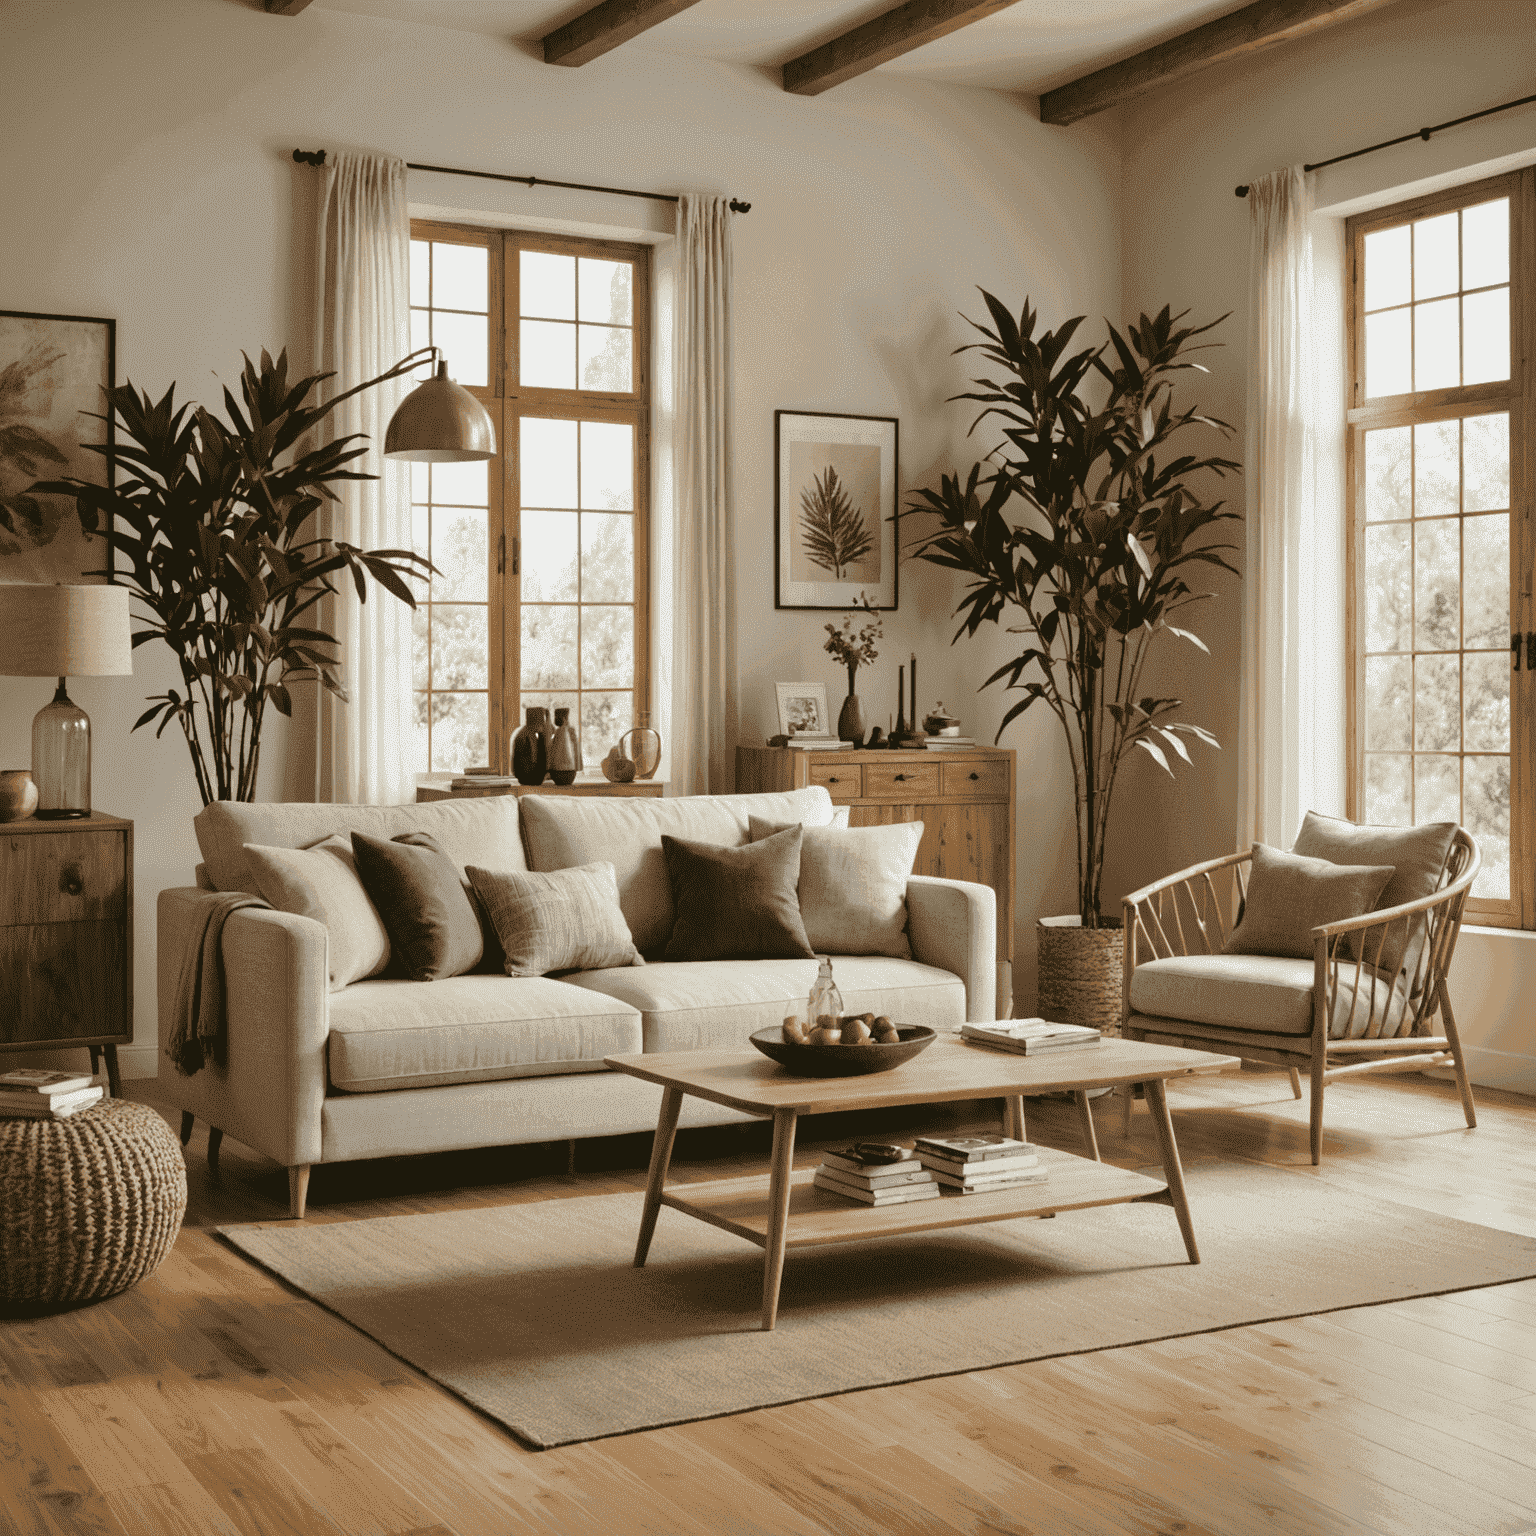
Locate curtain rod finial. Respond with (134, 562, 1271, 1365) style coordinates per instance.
(1235, 184, 1249, 198)
(293, 149, 326, 167)
(730, 198, 751, 213)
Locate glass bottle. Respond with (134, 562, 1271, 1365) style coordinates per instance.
(33, 680, 91, 818)
(807, 957, 843, 1036)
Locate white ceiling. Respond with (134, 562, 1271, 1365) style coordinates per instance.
(313, 0, 1249, 96)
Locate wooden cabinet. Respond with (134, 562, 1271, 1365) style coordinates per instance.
(0, 812, 132, 1095)
(736, 747, 1015, 1010)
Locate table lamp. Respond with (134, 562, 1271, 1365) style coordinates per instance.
(0, 583, 133, 819)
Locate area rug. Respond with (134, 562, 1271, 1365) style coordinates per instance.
(221, 1160, 1536, 1450)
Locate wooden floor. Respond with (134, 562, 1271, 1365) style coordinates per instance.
(3, 1067, 1535, 1535)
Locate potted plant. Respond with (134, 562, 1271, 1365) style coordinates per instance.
(823, 594, 882, 747)
(907, 295, 1240, 1029)
(35, 349, 430, 805)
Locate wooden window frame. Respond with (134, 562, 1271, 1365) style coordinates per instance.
(1344, 168, 1535, 928)
(410, 220, 652, 777)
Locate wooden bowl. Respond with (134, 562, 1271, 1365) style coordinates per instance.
(748, 1025, 936, 1077)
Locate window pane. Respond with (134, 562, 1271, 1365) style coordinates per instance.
(580, 421, 633, 510)
(434, 311, 488, 389)
(579, 324, 632, 392)
(432, 242, 488, 313)
(1364, 754, 1411, 826)
(581, 513, 634, 604)
(431, 459, 488, 507)
(578, 258, 632, 325)
(1462, 288, 1510, 385)
(1414, 653, 1459, 751)
(1413, 297, 1459, 391)
(431, 508, 487, 602)
(431, 691, 487, 775)
(1364, 655, 1411, 750)
(413, 691, 430, 774)
(411, 461, 429, 504)
(411, 505, 430, 594)
(522, 511, 578, 602)
(1463, 413, 1509, 510)
(430, 606, 487, 688)
(581, 691, 631, 767)
(1414, 754, 1460, 824)
(1414, 519, 1459, 651)
(1463, 652, 1509, 752)
(1365, 309, 1410, 398)
(580, 605, 633, 688)
(521, 417, 578, 508)
(1463, 754, 1510, 899)
(1363, 523, 1411, 652)
(521, 604, 578, 689)
(521, 251, 576, 320)
(1463, 514, 1509, 651)
(410, 240, 430, 307)
(521, 320, 576, 389)
(1462, 199, 1509, 290)
(411, 308, 431, 377)
(1364, 427, 1410, 521)
(1413, 212, 1458, 300)
(1413, 419, 1458, 517)
(1364, 225, 1411, 311)
(411, 607, 428, 688)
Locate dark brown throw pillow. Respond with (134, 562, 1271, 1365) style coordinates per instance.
(350, 831, 484, 982)
(660, 827, 814, 962)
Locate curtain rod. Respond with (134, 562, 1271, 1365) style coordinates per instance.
(1233, 90, 1536, 197)
(292, 149, 750, 213)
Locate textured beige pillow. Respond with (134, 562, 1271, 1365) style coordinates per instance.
(1224, 843, 1396, 961)
(242, 835, 391, 991)
(466, 862, 644, 977)
(749, 816, 923, 959)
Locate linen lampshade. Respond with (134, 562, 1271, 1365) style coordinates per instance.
(0, 583, 134, 677)
(384, 360, 496, 463)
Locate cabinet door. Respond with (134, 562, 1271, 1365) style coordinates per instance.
(0, 921, 128, 1044)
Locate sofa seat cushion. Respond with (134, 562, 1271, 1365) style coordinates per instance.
(1130, 953, 1411, 1040)
(564, 956, 966, 1054)
(327, 975, 642, 1093)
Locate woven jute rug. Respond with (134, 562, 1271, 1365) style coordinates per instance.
(222, 1161, 1536, 1450)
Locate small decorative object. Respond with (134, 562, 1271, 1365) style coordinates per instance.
(511, 706, 551, 785)
(620, 712, 661, 779)
(549, 709, 580, 785)
(775, 410, 899, 610)
(865, 725, 885, 749)
(823, 594, 881, 749)
(601, 744, 635, 783)
(533, 707, 556, 781)
(749, 1023, 936, 1077)
(923, 703, 960, 736)
(891, 654, 928, 748)
(807, 956, 843, 1043)
(774, 681, 832, 738)
(552, 706, 581, 773)
(0, 768, 37, 822)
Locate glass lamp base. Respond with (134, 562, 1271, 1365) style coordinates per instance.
(32, 679, 92, 818)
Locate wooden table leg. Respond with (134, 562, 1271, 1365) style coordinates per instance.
(1143, 1079, 1199, 1264)
(1073, 1090, 1101, 1161)
(761, 1107, 799, 1331)
(634, 1085, 684, 1269)
(1002, 1095, 1027, 1143)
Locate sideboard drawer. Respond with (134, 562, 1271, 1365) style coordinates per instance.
(941, 759, 1010, 799)
(0, 828, 126, 926)
(808, 761, 861, 801)
(863, 761, 940, 800)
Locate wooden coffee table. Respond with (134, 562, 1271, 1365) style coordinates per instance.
(605, 1035, 1237, 1330)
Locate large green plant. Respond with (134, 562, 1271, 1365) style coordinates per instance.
(907, 296, 1240, 927)
(35, 348, 429, 805)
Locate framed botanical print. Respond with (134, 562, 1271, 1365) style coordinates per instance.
(0, 310, 115, 583)
(775, 409, 898, 610)
(774, 681, 831, 738)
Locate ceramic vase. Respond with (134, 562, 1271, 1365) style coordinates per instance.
(554, 705, 583, 772)
(620, 712, 661, 780)
(836, 666, 866, 748)
(601, 744, 636, 783)
(549, 710, 580, 785)
(0, 768, 38, 823)
(511, 706, 551, 785)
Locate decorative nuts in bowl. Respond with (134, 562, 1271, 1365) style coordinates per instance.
(750, 1015, 936, 1077)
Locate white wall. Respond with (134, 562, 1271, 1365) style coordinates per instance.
(2, 0, 1122, 1072)
(1117, 0, 1536, 1090)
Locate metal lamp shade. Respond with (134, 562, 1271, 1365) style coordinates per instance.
(384, 362, 496, 463)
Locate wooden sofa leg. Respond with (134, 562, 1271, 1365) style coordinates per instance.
(1438, 983, 1478, 1129)
(179, 1111, 194, 1146)
(288, 1165, 311, 1220)
(207, 1126, 223, 1177)
(1309, 1060, 1325, 1165)
(1288, 1068, 1303, 1100)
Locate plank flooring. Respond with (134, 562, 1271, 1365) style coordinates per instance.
(3, 1067, 1534, 1534)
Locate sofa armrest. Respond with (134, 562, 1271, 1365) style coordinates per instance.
(157, 887, 329, 1168)
(906, 876, 996, 1023)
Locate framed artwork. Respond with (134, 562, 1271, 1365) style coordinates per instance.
(775, 409, 898, 610)
(0, 309, 114, 584)
(774, 681, 831, 738)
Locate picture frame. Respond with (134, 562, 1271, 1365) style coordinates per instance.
(0, 309, 115, 585)
(775, 409, 898, 610)
(774, 681, 832, 738)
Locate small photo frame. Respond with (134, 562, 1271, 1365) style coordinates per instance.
(775, 682, 831, 738)
(776, 409, 898, 610)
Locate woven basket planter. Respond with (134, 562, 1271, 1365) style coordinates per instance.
(1036, 916, 1124, 1035)
(0, 1100, 187, 1308)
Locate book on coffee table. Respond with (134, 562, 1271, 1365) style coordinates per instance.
(812, 1171, 942, 1205)
(816, 1162, 936, 1191)
(0, 1085, 103, 1120)
(919, 1148, 1040, 1177)
(912, 1133, 1033, 1162)
(820, 1144, 924, 1176)
(960, 1020, 1102, 1054)
(0, 1069, 95, 1095)
(932, 1167, 1050, 1193)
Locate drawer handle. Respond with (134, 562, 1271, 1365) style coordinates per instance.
(60, 865, 83, 897)
(894, 773, 908, 781)
(969, 772, 980, 781)
(828, 776, 840, 783)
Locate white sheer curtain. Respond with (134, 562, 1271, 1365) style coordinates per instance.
(670, 196, 738, 796)
(1237, 165, 1340, 849)
(311, 152, 414, 805)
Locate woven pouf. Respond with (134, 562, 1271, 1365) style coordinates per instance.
(0, 1100, 187, 1307)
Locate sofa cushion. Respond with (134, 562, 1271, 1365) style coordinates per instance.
(467, 862, 643, 977)
(565, 956, 967, 1054)
(351, 831, 484, 982)
(1130, 953, 1412, 1040)
(661, 828, 814, 962)
(1223, 843, 1395, 960)
(518, 787, 838, 955)
(327, 975, 643, 1093)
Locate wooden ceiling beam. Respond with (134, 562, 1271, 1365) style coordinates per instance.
(262, 0, 317, 13)
(543, 0, 705, 67)
(1040, 0, 1402, 126)
(783, 0, 1022, 97)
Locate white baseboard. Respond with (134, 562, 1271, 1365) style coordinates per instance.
(1423, 1045, 1536, 1097)
(118, 1045, 160, 1080)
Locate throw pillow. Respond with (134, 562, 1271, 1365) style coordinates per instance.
(1224, 843, 1396, 961)
(242, 835, 391, 991)
(660, 827, 814, 962)
(748, 815, 923, 958)
(465, 862, 644, 978)
(350, 831, 484, 982)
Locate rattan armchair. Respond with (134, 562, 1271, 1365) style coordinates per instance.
(1119, 829, 1479, 1164)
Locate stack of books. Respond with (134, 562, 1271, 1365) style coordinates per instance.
(776, 736, 855, 751)
(0, 1069, 104, 1120)
(914, 1134, 1047, 1193)
(959, 1019, 1102, 1055)
(921, 735, 978, 750)
(812, 1143, 941, 1205)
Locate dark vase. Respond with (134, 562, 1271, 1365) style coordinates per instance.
(549, 710, 580, 785)
(511, 706, 550, 785)
(837, 665, 866, 748)
(554, 705, 583, 772)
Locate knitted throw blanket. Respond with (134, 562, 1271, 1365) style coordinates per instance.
(166, 891, 270, 1076)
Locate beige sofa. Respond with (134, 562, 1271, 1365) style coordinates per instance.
(157, 786, 996, 1216)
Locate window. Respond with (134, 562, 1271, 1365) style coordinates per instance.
(408, 222, 651, 776)
(1346, 170, 1533, 927)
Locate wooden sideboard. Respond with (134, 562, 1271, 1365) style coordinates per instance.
(735, 746, 1015, 1010)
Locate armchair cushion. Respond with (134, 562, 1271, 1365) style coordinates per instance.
(1223, 843, 1394, 960)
